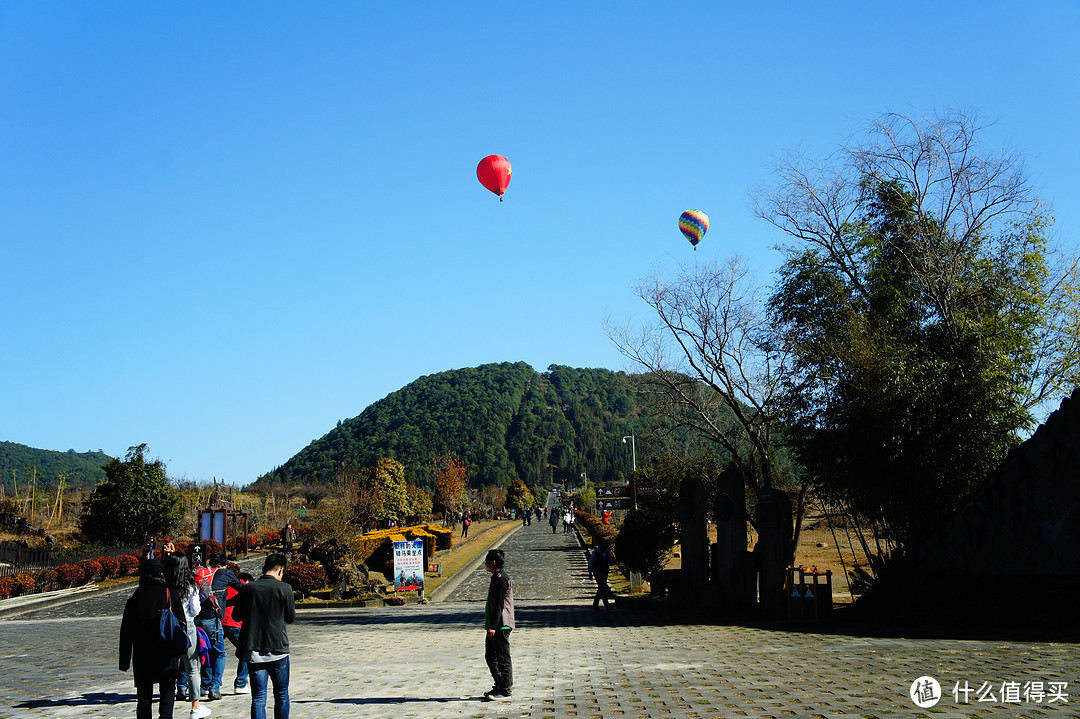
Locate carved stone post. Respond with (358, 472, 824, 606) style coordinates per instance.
(678, 471, 708, 595)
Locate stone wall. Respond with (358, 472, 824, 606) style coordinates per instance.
(916, 388, 1080, 577)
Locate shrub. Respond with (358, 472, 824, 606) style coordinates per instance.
(174, 541, 191, 556)
(295, 525, 318, 542)
(33, 568, 59, 588)
(282, 563, 326, 597)
(97, 556, 120, 578)
(201, 539, 223, 555)
(575, 510, 616, 547)
(119, 554, 141, 575)
(615, 505, 678, 581)
(259, 529, 280, 547)
(55, 564, 86, 586)
(77, 559, 103, 581)
(0, 577, 10, 599)
(246, 534, 259, 550)
(8, 573, 34, 596)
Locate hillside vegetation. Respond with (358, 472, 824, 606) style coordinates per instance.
(255, 362, 711, 490)
(0, 442, 112, 492)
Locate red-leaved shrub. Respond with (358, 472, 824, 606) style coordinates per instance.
(0, 577, 11, 599)
(97, 556, 120, 578)
(8, 573, 34, 596)
(119, 554, 141, 575)
(55, 564, 86, 586)
(77, 559, 103, 581)
(282, 563, 326, 597)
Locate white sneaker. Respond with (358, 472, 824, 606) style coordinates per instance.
(191, 706, 212, 719)
(234, 685, 251, 695)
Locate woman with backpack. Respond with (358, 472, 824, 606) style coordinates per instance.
(119, 559, 185, 719)
(164, 553, 211, 719)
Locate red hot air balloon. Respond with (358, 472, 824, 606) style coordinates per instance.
(476, 155, 512, 201)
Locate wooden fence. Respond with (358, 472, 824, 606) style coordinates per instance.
(0, 543, 139, 579)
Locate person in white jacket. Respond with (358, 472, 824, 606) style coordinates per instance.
(165, 553, 212, 719)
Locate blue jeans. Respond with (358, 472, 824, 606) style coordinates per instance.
(223, 625, 250, 689)
(196, 618, 226, 693)
(249, 655, 290, 719)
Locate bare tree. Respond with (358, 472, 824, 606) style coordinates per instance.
(606, 256, 812, 591)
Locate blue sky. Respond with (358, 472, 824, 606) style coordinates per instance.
(3, 3, 1078, 485)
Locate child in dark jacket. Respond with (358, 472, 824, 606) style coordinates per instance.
(482, 549, 515, 701)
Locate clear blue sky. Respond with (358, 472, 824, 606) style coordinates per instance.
(3, 3, 1078, 485)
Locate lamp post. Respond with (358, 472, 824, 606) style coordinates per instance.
(621, 435, 636, 475)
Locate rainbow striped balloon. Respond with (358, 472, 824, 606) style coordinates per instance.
(678, 210, 709, 249)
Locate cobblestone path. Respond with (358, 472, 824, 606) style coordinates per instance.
(0, 532, 1076, 719)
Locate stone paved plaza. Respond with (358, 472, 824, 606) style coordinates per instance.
(0, 523, 1076, 718)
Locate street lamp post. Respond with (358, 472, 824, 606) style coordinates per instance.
(621, 435, 636, 474)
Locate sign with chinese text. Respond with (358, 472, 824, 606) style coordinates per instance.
(392, 540, 425, 592)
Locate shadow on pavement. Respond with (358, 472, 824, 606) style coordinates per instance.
(16, 691, 135, 709)
(296, 696, 480, 705)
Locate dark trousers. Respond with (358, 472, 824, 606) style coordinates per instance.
(136, 678, 176, 719)
(593, 574, 613, 609)
(484, 629, 513, 694)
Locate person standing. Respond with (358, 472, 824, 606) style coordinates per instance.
(461, 510, 470, 538)
(162, 537, 176, 555)
(164, 554, 211, 718)
(194, 553, 243, 701)
(281, 522, 295, 553)
(222, 572, 253, 695)
(233, 552, 296, 719)
(482, 549, 514, 702)
(548, 508, 559, 534)
(119, 559, 183, 719)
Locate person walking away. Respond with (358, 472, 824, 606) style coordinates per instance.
(233, 553, 296, 719)
(281, 522, 295, 553)
(119, 559, 183, 719)
(222, 572, 253, 695)
(482, 549, 515, 702)
(143, 536, 158, 562)
(588, 543, 615, 612)
(194, 553, 244, 701)
(165, 554, 211, 718)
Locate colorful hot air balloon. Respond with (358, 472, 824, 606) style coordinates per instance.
(679, 209, 709, 250)
(476, 155, 512, 201)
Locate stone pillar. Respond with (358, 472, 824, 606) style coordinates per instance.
(678, 471, 709, 595)
(714, 467, 753, 607)
(755, 488, 793, 609)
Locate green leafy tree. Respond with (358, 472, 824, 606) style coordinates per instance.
(505, 478, 534, 511)
(79, 444, 184, 546)
(760, 109, 1080, 567)
(615, 504, 678, 581)
(356, 458, 410, 527)
(405, 483, 433, 524)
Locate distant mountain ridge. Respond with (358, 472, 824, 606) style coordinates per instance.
(0, 442, 112, 492)
(255, 361, 687, 490)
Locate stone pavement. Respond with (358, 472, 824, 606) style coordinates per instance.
(0, 524, 1076, 718)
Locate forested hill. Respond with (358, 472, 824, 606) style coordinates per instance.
(255, 362, 673, 490)
(0, 442, 112, 492)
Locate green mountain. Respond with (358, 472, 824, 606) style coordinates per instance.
(0, 442, 113, 492)
(256, 362, 693, 490)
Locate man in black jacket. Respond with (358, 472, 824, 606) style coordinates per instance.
(233, 552, 296, 719)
